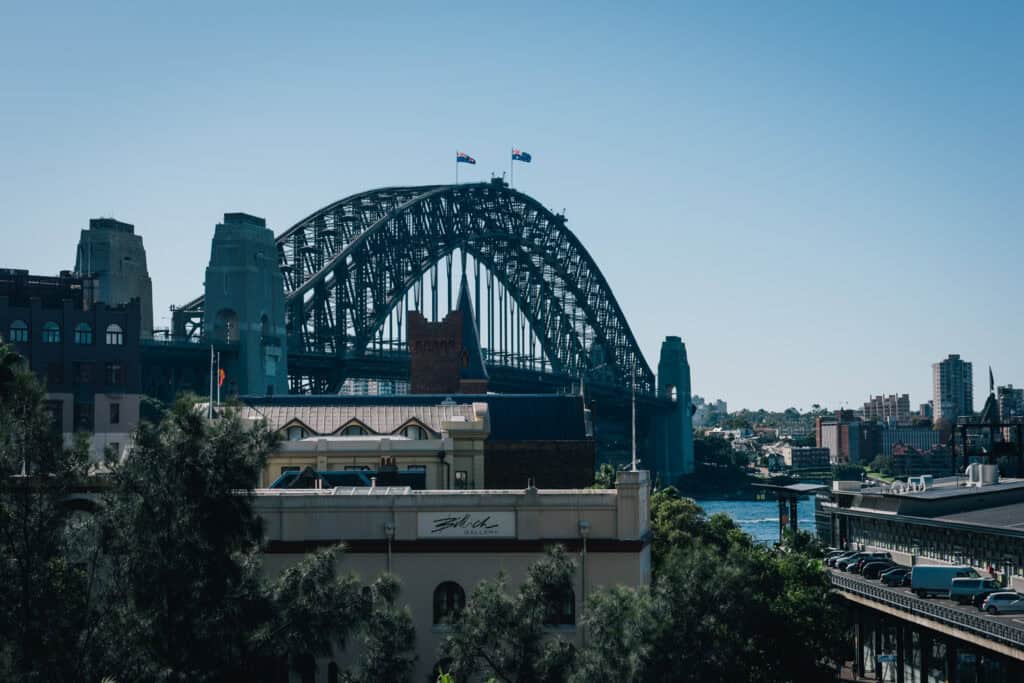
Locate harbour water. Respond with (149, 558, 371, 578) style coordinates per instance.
(696, 497, 817, 545)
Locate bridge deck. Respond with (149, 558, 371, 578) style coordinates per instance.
(829, 569, 1024, 658)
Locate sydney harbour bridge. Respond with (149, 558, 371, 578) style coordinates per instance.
(149, 178, 692, 476)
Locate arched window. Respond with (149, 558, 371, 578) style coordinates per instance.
(544, 588, 576, 626)
(433, 581, 466, 624)
(8, 320, 28, 343)
(341, 424, 368, 436)
(403, 424, 428, 440)
(105, 323, 124, 346)
(286, 426, 307, 441)
(42, 321, 61, 344)
(74, 322, 93, 345)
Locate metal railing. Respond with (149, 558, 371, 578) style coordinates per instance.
(830, 571, 1024, 649)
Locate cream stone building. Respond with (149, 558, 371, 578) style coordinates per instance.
(253, 469, 651, 682)
(238, 401, 490, 489)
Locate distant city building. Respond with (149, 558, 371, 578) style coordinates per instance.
(74, 218, 154, 339)
(998, 385, 1024, 423)
(816, 410, 878, 465)
(781, 446, 830, 471)
(917, 401, 933, 419)
(932, 354, 973, 425)
(862, 393, 910, 424)
(890, 443, 953, 477)
(691, 395, 727, 428)
(879, 426, 940, 456)
(0, 268, 142, 460)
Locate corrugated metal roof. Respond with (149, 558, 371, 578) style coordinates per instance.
(238, 402, 476, 435)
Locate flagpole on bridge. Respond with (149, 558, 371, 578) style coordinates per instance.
(510, 148, 514, 188)
(455, 150, 459, 185)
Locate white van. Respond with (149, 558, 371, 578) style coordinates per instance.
(910, 565, 978, 598)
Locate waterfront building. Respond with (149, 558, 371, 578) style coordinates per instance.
(863, 393, 911, 425)
(237, 393, 596, 490)
(819, 469, 1024, 679)
(781, 446, 830, 472)
(0, 268, 142, 460)
(933, 354, 974, 426)
(880, 426, 941, 457)
(918, 401, 934, 419)
(254, 469, 652, 682)
(74, 217, 154, 339)
(890, 443, 953, 477)
(816, 410, 879, 464)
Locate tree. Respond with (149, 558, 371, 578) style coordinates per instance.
(0, 344, 100, 682)
(570, 585, 656, 682)
(869, 454, 895, 477)
(440, 546, 577, 682)
(571, 488, 846, 682)
(96, 397, 407, 681)
(590, 462, 616, 489)
(344, 573, 417, 683)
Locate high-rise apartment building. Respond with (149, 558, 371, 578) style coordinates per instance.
(932, 354, 973, 425)
(862, 394, 910, 424)
(997, 385, 1024, 422)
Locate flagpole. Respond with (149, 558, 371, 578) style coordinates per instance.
(216, 352, 221, 405)
(208, 345, 214, 419)
(510, 148, 514, 188)
(455, 150, 459, 185)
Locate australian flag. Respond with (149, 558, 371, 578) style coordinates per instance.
(456, 151, 476, 164)
(512, 149, 532, 163)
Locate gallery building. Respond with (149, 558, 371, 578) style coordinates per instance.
(253, 469, 652, 682)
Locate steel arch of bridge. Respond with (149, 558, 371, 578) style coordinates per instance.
(186, 181, 654, 394)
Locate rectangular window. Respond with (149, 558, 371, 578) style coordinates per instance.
(47, 362, 64, 386)
(455, 470, 469, 489)
(105, 362, 123, 386)
(73, 403, 94, 433)
(43, 400, 64, 435)
(73, 362, 92, 384)
(109, 402, 120, 425)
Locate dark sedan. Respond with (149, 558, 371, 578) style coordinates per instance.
(862, 561, 897, 580)
(880, 567, 910, 587)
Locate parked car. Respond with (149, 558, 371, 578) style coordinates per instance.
(910, 565, 978, 598)
(950, 578, 1003, 605)
(828, 552, 857, 568)
(982, 592, 1024, 615)
(862, 561, 897, 580)
(851, 554, 893, 574)
(880, 567, 910, 586)
(972, 585, 1005, 610)
(835, 553, 871, 571)
(842, 552, 892, 573)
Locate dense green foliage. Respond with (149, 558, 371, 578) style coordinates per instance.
(0, 345, 414, 682)
(440, 546, 577, 682)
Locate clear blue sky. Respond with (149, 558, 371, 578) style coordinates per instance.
(1, 1, 1021, 411)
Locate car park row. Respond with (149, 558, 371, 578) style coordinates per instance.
(825, 548, 1024, 615)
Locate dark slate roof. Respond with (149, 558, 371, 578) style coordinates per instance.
(483, 394, 588, 441)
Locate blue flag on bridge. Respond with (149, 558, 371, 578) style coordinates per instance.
(512, 149, 532, 163)
(456, 151, 476, 164)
